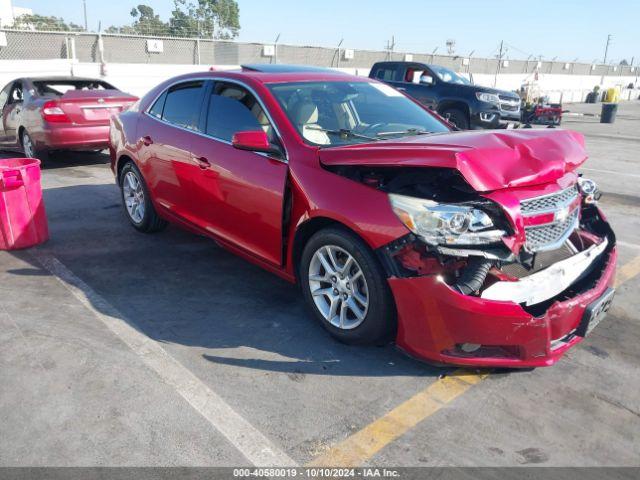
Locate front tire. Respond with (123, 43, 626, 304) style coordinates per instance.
(300, 227, 396, 345)
(21, 130, 49, 162)
(441, 108, 470, 130)
(119, 161, 167, 233)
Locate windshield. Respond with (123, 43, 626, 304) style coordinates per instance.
(268, 81, 449, 147)
(32, 80, 117, 96)
(429, 66, 471, 85)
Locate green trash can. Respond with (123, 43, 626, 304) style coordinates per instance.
(600, 103, 618, 123)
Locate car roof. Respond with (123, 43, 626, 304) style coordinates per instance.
(23, 76, 112, 83)
(241, 64, 347, 74)
(202, 65, 372, 85)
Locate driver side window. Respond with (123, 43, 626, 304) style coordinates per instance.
(205, 82, 275, 143)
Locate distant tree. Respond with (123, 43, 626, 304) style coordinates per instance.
(104, 25, 136, 35)
(619, 59, 629, 66)
(104, 1, 240, 38)
(12, 14, 83, 31)
(169, 0, 240, 39)
(129, 4, 169, 36)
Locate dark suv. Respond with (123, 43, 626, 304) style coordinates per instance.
(370, 61, 521, 130)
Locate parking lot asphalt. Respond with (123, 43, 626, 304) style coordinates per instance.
(1, 101, 639, 468)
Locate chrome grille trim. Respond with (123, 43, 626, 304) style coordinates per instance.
(524, 208, 579, 252)
(498, 95, 521, 114)
(520, 185, 579, 215)
(521, 184, 581, 252)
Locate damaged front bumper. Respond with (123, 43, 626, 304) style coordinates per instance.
(385, 207, 617, 368)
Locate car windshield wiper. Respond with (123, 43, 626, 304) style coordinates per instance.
(375, 128, 432, 138)
(305, 126, 379, 141)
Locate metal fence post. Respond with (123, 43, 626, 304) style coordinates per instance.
(69, 35, 77, 61)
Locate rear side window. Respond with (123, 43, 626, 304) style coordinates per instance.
(205, 82, 272, 142)
(148, 91, 167, 119)
(8, 81, 23, 104)
(374, 66, 399, 82)
(0, 84, 10, 110)
(161, 81, 205, 131)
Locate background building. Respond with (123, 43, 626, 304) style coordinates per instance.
(0, 0, 32, 28)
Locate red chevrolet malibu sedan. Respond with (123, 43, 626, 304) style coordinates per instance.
(109, 65, 616, 368)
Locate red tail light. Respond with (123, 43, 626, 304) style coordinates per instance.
(41, 100, 71, 123)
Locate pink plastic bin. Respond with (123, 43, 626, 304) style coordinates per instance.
(0, 158, 49, 250)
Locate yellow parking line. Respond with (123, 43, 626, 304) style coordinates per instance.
(307, 369, 488, 467)
(615, 255, 640, 287)
(309, 255, 640, 468)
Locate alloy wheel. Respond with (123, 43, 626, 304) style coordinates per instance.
(122, 171, 146, 224)
(22, 132, 34, 158)
(308, 245, 369, 330)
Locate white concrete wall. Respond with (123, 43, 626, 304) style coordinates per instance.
(472, 73, 639, 103)
(1, 59, 639, 104)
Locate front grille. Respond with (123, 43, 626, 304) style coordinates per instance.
(525, 208, 579, 251)
(498, 95, 520, 114)
(500, 241, 576, 279)
(500, 104, 519, 112)
(521, 185, 579, 215)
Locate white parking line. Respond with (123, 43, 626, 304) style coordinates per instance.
(30, 250, 296, 467)
(581, 167, 640, 179)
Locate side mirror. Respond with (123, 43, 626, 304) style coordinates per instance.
(232, 130, 282, 157)
(419, 75, 435, 86)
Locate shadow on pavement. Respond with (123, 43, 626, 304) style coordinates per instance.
(7, 182, 444, 379)
(0, 149, 110, 169)
(41, 151, 110, 170)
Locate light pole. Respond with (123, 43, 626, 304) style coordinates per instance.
(83, 0, 88, 31)
(603, 34, 612, 64)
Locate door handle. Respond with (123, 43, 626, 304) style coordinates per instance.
(142, 135, 153, 146)
(196, 156, 211, 169)
(396, 87, 407, 91)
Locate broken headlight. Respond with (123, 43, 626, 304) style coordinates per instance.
(388, 193, 506, 246)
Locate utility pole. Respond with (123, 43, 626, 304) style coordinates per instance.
(272, 33, 281, 64)
(335, 38, 344, 68)
(385, 36, 395, 61)
(83, 0, 88, 31)
(603, 34, 612, 64)
(493, 40, 504, 87)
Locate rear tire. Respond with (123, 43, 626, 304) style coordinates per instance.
(441, 108, 470, 130)
(300, 227, 396, 345)
(119, 161, 167, 233)
(21, 130, 49, 162)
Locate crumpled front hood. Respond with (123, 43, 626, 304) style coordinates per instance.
(319, 129, 587, 192)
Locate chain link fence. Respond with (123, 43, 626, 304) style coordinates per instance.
(0, 28, 638, 78)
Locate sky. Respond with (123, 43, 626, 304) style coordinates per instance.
(13, 0, 640, 63)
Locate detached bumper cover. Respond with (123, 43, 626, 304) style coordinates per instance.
(389, 237, 617, 368)
(481, 238, 608, 305)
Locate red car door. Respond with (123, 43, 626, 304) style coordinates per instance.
(136, 80, 207, 226)
(189, 80, 288, 266)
